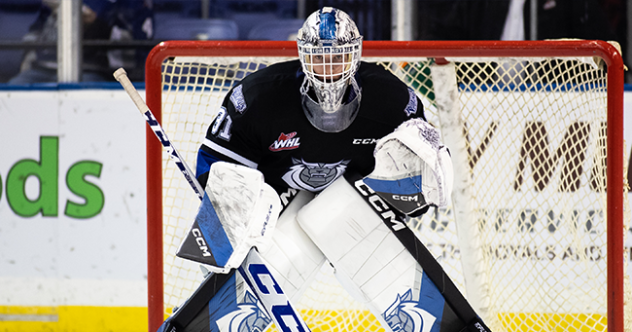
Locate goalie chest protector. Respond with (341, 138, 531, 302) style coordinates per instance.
(199, 60, 425, 194)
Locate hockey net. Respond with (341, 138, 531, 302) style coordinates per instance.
(144, 40, 630, 332)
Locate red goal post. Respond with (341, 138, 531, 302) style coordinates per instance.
(144, 40, 626, 332)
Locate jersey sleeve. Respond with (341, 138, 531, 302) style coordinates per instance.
(196, 83, 263, 187)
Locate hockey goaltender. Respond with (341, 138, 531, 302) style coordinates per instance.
(159, 7, 492, 332)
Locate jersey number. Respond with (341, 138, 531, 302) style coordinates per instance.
(211, 107, 232, 141)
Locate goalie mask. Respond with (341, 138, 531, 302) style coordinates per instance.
(297, 7, 363, 133)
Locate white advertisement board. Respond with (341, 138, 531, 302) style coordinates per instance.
(0, 89, 148, 330)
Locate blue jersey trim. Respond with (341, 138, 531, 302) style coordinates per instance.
(197, 149, 221, 178)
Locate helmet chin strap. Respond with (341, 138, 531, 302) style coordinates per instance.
(300, 76, 362, 133)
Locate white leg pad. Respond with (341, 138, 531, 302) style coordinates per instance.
(296, 177, 424, 329)
(256, 190, 327, 302)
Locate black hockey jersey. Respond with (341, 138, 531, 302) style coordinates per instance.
(196, 59, 425, 196)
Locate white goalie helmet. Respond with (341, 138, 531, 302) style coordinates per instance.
(297, 7, 363, 133)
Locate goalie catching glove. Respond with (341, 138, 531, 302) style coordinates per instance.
(176, 162, 282, 274)
(364, 118, 453, 217)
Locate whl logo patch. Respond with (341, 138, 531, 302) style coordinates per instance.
(269, 132, 301, 151)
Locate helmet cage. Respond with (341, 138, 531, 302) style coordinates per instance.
(298, 41, 362, 113)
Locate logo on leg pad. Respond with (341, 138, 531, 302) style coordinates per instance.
(383, 289, 437, 332)
(216, 291, 271, 332)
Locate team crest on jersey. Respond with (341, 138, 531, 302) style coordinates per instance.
(230, 85, 247, 114)
(282, 158, 349, 192)
(216, 290, 271, 332)
(269, 132, 301, 151)
(383, 289, 437, 332)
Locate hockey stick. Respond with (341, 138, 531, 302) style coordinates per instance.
(113, 68, 205, 200)
(114, 68, 311, 332)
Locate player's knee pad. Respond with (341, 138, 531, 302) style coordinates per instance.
(256, 190, 327, 302)
(297, 176, 434, 331)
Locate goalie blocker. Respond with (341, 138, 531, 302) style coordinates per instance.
(176, 161, 282, 274)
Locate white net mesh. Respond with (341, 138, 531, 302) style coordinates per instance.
(151, 51, 630, 332)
